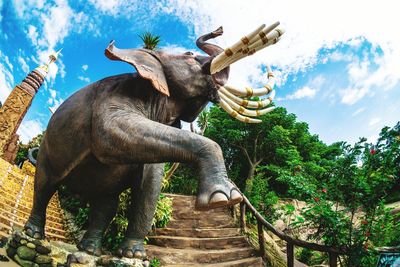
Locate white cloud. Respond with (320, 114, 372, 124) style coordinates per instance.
(369, 117, 381, 127)
(78, 76, 90, 83)
(285, 86, 318, 100)
(17, 119, 44, 144)
(82, 64, 88, 71)
(157, 0, 400, 98)
(14, 0, 87, 83)
(0, 51, 14, 104)
(340, 87, 368, 105)
(18, 56, 30, 73)
(46, 88, 64, 112)
(352, 107, 365, 117)
(160, 44, 195, 55)
(27, 25, 39, 46)
(49, 89, 57, 99)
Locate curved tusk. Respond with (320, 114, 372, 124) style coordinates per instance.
(248, 21, 280, 47)
(224, 67, 275, 97)
(219, 98, 262, 123)
(219, 87, 275, 108)
(247, 28, 285, 54)
(216, 30, 284, 73)
(210, 24, 266, 74)
(219, 92, 275, 117)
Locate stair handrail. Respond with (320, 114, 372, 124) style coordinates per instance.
(239, 195, 344, 267)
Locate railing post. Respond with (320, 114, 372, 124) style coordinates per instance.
(329, 252, 338, 267)
(240, 202, 246, 232)
(287, 242, 294, 267)
(257, 218, 266, 260)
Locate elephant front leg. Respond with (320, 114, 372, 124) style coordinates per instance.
(117, 164, 164, 259)
(77, 195, 118, 256)
(92, 112, 242, 212)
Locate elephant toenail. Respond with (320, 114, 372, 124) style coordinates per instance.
(134, 250, 144, 258)
(209, 192, 228, 205)
(231, 189, 243, 202)
(124, 250, 134, 258)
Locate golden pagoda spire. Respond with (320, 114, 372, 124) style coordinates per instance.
(0, 49, 62, 161)
(36, 49, 62, 75)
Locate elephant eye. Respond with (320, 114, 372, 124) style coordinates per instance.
(184, 51, 194, 56)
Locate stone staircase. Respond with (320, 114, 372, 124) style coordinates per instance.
(146, 194, 264, 267)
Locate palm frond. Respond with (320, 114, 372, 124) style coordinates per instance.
(139, 32, 161, 50)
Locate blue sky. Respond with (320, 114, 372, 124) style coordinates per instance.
(1, 0, 399, 145)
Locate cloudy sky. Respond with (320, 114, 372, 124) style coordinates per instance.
(0, 0, 399, 144)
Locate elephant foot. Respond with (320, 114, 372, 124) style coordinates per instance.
(195, 181, 243, 211)
(117, 238, 146, 259)
(77, 237, 102, 256)
(24, 217, 45, 239)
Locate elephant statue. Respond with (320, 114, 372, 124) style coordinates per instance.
(24, 23, 283, 259)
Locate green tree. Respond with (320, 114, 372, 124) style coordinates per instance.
(139, 32, 161, 50)
(205, 105, 338, 198)
(15, 131, 44, 165)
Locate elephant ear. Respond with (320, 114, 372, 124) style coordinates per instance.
(105, 40, 170, 96)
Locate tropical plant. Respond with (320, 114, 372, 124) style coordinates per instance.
(139, 32, 161, 50)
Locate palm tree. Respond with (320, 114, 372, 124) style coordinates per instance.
(139, 32, 161, 50)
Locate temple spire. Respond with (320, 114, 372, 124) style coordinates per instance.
(36, 49, 62, 75)
(0, 49, 62, 161)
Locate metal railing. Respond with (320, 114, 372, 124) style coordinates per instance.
(239, 195, 343, 267)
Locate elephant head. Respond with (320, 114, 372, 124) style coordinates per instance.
(105, 22, 284, 123)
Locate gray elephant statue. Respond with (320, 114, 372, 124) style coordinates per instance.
(24, 23, 284, 259)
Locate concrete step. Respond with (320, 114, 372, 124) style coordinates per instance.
(163, 256, 264, 267)
(152, 227, 241, 238)
(146, 245, 257, 264)
(172, 208, 229, 220)
(166, 219, 236, 228)
(147, 235, 248, 249)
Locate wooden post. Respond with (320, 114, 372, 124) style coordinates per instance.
(257, 219, 266, 259)
(287, 242, 294, 267)
(329, 252, 338, 267)
(240, 202, 246, 232)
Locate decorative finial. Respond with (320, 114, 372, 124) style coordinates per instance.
(36, 48, 62, 75)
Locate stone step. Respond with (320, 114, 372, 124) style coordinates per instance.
(172, 212, 231, 221)
(163, 256, 264, 267)
(146, 245, 257, 264)
(172, 209, 229, 220)
(147, 236, 248, 249)
(165, 194, 196, 201)
(152, 227, 241, 238)
(166, 219, 236, 228)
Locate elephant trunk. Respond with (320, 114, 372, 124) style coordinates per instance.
(196, 26, 224, 56)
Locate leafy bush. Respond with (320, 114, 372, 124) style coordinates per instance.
(162, 163, 198, 195)
(245, 173, 279, 223)
(60, 186, 173, 251)
(152, 193, 173, 228)
(291, 137, 399, 266)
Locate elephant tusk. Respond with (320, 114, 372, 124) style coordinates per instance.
(219, 98, 262, 123)
(218, 92, 275, 117)
(217, 28, 284, 72)
(247, 21, 280, 47)
(210, 24, 266, 74)
(224, 66, 276, 97)
(219, 87, 275, 108)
